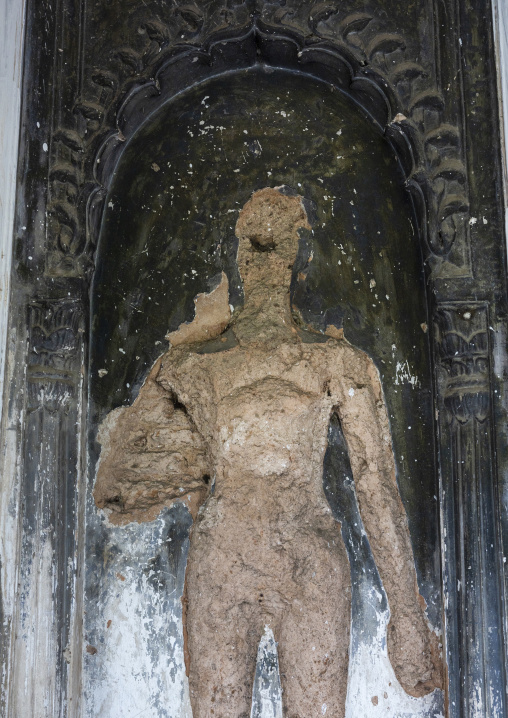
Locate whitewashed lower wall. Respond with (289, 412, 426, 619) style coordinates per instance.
(82, 489, 445, 718)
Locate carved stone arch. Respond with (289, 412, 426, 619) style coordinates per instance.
(47, 10, 468, 278)
(80, 17, 483, 716)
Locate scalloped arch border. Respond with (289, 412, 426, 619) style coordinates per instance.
(47, 11, 470, 276)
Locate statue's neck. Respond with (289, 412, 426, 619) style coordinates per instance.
(233, 263, 295, 346)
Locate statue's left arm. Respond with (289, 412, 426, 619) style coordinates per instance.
(329, 342, 443, 696)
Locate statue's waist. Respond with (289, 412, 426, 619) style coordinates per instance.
(191, 497, 345, 570)
(200, 483, 336, 524)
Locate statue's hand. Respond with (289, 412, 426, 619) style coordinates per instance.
(387, 609, 443, 697)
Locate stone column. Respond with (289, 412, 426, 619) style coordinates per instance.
(435, 304, 507, 718)
(10, 299, 85, 717)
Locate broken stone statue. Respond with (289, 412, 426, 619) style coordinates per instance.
(94, 187, 443, 717)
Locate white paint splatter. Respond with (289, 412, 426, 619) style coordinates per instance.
(83, 514, 192, 718)
(395, 360, 419, 388)
(345, 600, 443, 718)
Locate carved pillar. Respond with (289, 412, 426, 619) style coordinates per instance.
(435, 304, 506, 718)
(11, 299, 85, 717)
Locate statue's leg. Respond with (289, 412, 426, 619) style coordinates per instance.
(278, 532, 351, 718)
(185, 529, 263, 718)
(186, 591, 261, 718)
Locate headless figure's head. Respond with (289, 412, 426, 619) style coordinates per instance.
(231, 187, 312, 345)
(166, 187, 311, 348)
(235, 187, 311, 296)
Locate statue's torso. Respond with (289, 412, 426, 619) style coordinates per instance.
(159, 335, 355, 603)
(158, 336, 350, 527)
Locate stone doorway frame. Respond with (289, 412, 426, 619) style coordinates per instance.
(1, 1, 508, 716)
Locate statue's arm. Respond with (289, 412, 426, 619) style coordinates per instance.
(94, 361, 211, 525)
(329, 344, 442, 696)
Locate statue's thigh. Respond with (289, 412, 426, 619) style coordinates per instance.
(185, 551, 263, 718)
(278, 541, 350, 718)
(186, 585, 262, 718)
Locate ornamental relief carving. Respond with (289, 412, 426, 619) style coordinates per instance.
(27, 299, 84, 411)
(46, 1, 469, 279)
(434, 304, 490, 424)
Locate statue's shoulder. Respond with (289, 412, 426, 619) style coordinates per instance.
(306, 328, 374, 383)
(157, 329, 241, 393)
(293, 325, 343, 356)
(156, 344, 203, 389)
(191, 327, 239, 356)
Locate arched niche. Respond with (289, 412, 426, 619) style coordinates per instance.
(87, 63, 441, 713)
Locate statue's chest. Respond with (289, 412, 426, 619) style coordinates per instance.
(167, 345, 333, 459)
(214, 375, 331, 475)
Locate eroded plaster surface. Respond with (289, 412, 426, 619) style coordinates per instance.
(94, 188, 442, 717)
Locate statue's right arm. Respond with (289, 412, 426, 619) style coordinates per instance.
(94, 359, 212, 525)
